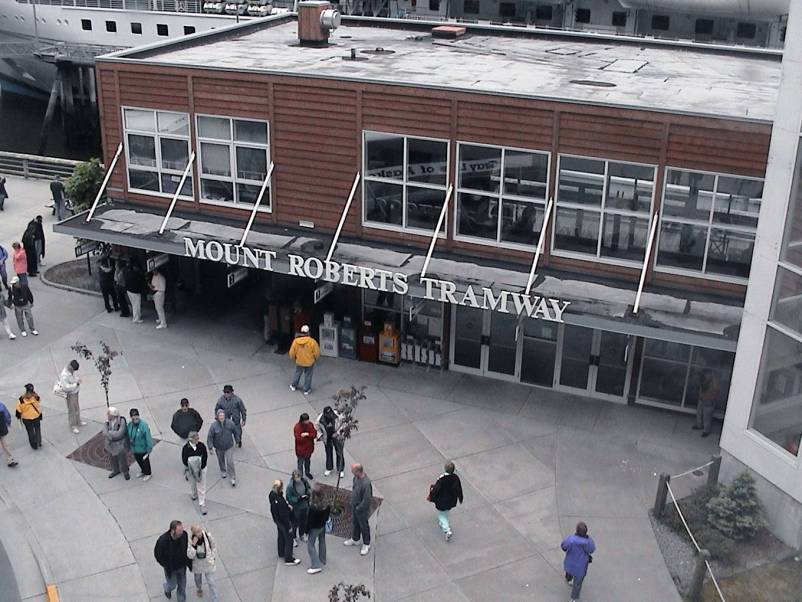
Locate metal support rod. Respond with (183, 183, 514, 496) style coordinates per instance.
(86, 142, 123, 222)
(420, 184, 453, 278)
(325, 172, 360, 263)
(633, 213, 660, 314)
(158, 151, 195, 235)
(525, 197, 554, 295)
(239, 162, 274, 247)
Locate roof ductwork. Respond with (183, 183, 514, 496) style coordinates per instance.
(617, 0, 788, 18)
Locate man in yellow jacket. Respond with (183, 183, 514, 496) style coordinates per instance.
(289, 325, 321, 396)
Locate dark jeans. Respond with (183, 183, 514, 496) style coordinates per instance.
(163, 567, 187, 602)
(352, 509, 370, 545)
(566, 573, 585, 599)
(297, 455, 312, 478)
(275, 521, 295, 562)
(696, 401, 715, 435)
(134, 452, 151, 476)
(101, 282, 118, 312)
(291, 503, 309, 539)
(0, 264, 7, 289)
(116, 284, 130, 316)
(22, 417, 41, 449)
(324, 437, 345, 472)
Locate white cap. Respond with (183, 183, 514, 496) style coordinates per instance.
(108, 407, 119, 417)
(301, 325, 310, 334)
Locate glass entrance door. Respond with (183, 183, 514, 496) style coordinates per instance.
(595, 331, 629, 396)
(559, 325, 594, 389)
(487, 312, 519, 378)
(450, 307, 520, 380)
(452, 306, 484, 373)
(557, 327, 631, 400)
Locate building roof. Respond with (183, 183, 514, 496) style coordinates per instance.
(107, 15, 782, 123)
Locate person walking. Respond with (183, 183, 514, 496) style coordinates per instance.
(11, 243, 27, 286)
(9, 277, 36, 337)
(293, 412, 316, 480)
(288, 325, 320, 395)
(0, 400, 18, 468)
(50, 176, 66, 221)
(0, 288, 16, 340)
(98, 255, 119, 313)
(154, 520, 190, 602)
(561, 521, 596, 602)
(287, 470, 312, 544)
(182, 431, 208, 515)
(115, 260, 130, 317)
(0, 244, 9, 289)
(14, 384, 42, 450)
(343, 463, 373, 556)
(187, 524, 219, 601)
(105, 407, 130, 480)
(57, 360, 84, 434)
(126, 261, 146, 324)
(269, 480, 301, 566)
(429, 461, 464, 542)
(306, 483, 330, 575)
(0, 176, 8, 211)
(127, 408, 153, 481)
(207, 409, 237, 486)
(21, 221, 39, 278)
(33, 216, 45, 267)
(693, 370, 720, 439)
(317, 405, 345, 478)
(149, 268, 168, 329)
(171, 398, 203, 440)
(214, 385, 246, 448)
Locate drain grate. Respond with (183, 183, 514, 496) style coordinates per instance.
(67, 431, 160, 472)
(315, 482, 383, 539)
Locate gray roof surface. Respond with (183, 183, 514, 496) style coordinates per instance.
(125, 18, 781, 122)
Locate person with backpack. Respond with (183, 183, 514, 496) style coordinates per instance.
(286, 470, 312, 544)
(9, 277, 36, 337)
(15, 383, 42, 450)
(127, 408, 154, 481)
(561, 521, 597, 602)
(0, 287, 16, 340)
(317, 405, 345, 478)
(105, 407, 130, 480)
(429, 461, 464, 542)
(0, 400, 18, 467)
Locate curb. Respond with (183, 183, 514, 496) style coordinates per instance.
(39, 265, 102, 298)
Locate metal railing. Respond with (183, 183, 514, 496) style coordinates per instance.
(0, 151, 80, 180)
(16, 0, 204, 13)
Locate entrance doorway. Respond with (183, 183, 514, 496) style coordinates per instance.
(450, 306, 519, 380)
(556, 325, 631, 400)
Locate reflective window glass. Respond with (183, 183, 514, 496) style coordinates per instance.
(504, 150, 548, 199)
(161, 173, 192, 197)
(124, 108, 154, 132)
(201, 178, 234, 202)
(127, 134, 156, 167)
(600, 214, 649, 261)
(459, 145, 501, 193)
(365, 132, 404, 180)
(160, 138, 188, 171)
(198, 115, 231, 140)
(781, 147, 802, 268)
(406, 186, 446, 231)
(662, 169, 715, 221)
(157, 112, 189, 136)
(237, 183, 268, 205)
(501, 200, 544, 246)
(685, 347, 734, 410)
(605, 162, 654, 212)
(554, 207, 601, 255)
(771, 266, 802, 337)
(236, 146, 267, 181)
(705, 229, 755, 278)
(713, 177, 762, 228)
(457, 192, 498, 240)
(557, 156, 605, 206)
(408, 138, 448, 186)
(657, 221, 707, 271)
(200, 142, 231, 177)
(365, 180, 403, 226)
(129, 169, 159, 191)
(234, 119, 267, 144)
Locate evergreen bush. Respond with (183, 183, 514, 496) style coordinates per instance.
(65, 158, 104, 212)
(706, 471, 765, 541)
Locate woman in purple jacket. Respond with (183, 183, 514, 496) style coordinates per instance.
(561, 521, 596, 601)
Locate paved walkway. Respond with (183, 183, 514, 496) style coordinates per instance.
(0, 176, 722, 601)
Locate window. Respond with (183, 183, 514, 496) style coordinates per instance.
(456, 143, 549, 247)
(363, 132, 449, 233)
(575, 8, 590, 24)
(463, 0, 479, 14)
(535, 5, 552, 20)
(157, 23, 168, 36)
(131, 22, 142, 34)
(611, 11, 627, 27)
(105, 20, 116, 32)
(197, 115, 271, 209)
(657, 169, 763, 279)
(651, 15, 670, 31)
(123, 108, 192, 198)
(737, 22, 757, 39)
(429, 0, 440, 10)
(184, 25, 196, 35)
(695, 19, 714, 35)
(499, 2, 515, 18)
(553, 155, 655, 262)
(81, 19, 92, 30)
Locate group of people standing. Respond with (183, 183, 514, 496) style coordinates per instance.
(0, 217, 45, 340)
(154, 520, 219, 602)
(97, 254, 168, 329)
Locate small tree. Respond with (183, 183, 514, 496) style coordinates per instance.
(706, 471, 765, 541)
(65, 158, 104, 212)
(328, 582, 371, 602)
(71, 340, 121, 408)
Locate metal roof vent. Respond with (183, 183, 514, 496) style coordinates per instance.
(362, 47, 395, 55)
(569, 80, 617, 88)
(342, 48, 369, 61)
(298, 0, 340, 47)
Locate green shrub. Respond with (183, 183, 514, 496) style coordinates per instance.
(65, 158, 104, 212)
(695, 525, 737, 563)
(706, 471, 765, 541)
(662, 484, 718, 535)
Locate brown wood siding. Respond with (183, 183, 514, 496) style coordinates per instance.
(192, 77, 270, 119)
(653, 270, 746, 297)
(457, 100, 553, 150)
(362, 91, 451, 139)
(96, 66, 125, 190)
(558, 112, 664, 164)
(118, 71, 189, 112)
(666, 124, 770, 178)
(272, 83, 358, 231)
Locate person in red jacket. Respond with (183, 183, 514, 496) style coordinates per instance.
(293, 412, 317, 480)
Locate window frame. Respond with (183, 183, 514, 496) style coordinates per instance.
(121, 106, 194, 201)
(654, 165, 764, 283)
(551, 153, 657, 267)
(362, 130, 450, 237)
(195, 113, 272, 213)
(454, 140, 551, 251)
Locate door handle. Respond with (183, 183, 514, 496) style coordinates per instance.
(589, 354, 600, 366)
(481, 335, 491, 346)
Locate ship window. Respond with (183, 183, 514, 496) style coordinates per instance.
(157, 23, 168, 36)
(499, 3, 515, 18)
(737, 22, 757, 39)
(106, 21, 117, 33)
(184, 25, 196, 35)
(535, 5, 552, 20)
(575, 8, 590, 24)
(429, 0, 440, 10)
(81, 19, 92, 31)
(695, 19, 714, 35)
(611, 11, 627, 27)
(131, 22, 142, 34)
(651, 15, 670, 31)
(463, 0, 479, 14)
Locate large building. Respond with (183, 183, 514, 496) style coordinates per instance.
(56, 6, 795, 538)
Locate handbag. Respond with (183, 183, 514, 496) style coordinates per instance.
(325, 517, 333, 534)
(53, 380, 67, 399)
(426, 483, 435, 503)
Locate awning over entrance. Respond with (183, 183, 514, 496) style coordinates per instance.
(55, 203, 741, 351)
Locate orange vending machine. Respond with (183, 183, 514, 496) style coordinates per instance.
(378, 321, 401, 365)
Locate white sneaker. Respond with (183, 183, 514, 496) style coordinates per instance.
(307, 568, 322, 574)
(31, 330, 38, 335)
(293, 538, 299, 548)
(343, 539, 358, 547)
(143, 475, 152, 482)
(21, 331, 27, 337)
(8, 333, 15, 340)
(445, 531, 452, 542)
(324, 470, 331, 477)
(71, 427, 79, 434)
(339, 471, 345, 478)
(137, 472, 145, 478)
(289, 384, 296, 391)
(231, 479, 236, 487)
(303, 390, 311, 396)
(80, 421, 88, 426)
(156, 324, 167, 330)
(360, 544, 370, 556)
(285, 558, 301, 566)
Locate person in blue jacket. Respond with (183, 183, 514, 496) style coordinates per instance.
(127, 408, 154, 481)
(0, 401, 18, 467)
(561, 521, 596, 601)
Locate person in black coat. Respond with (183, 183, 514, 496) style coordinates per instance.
(154, 520, 190, 601)
(21, 221, 38, 277)
(33, 216, 45, 266)
(125, 261, 146, 323)
(269, 480, 300, 566)
(98, 255, 118, 313)
(430, 461, 464, 542)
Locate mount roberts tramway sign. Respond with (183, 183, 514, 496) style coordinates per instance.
(183, 238, 571, 323)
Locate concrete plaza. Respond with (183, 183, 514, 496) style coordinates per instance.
(0, 176, 721, 601)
